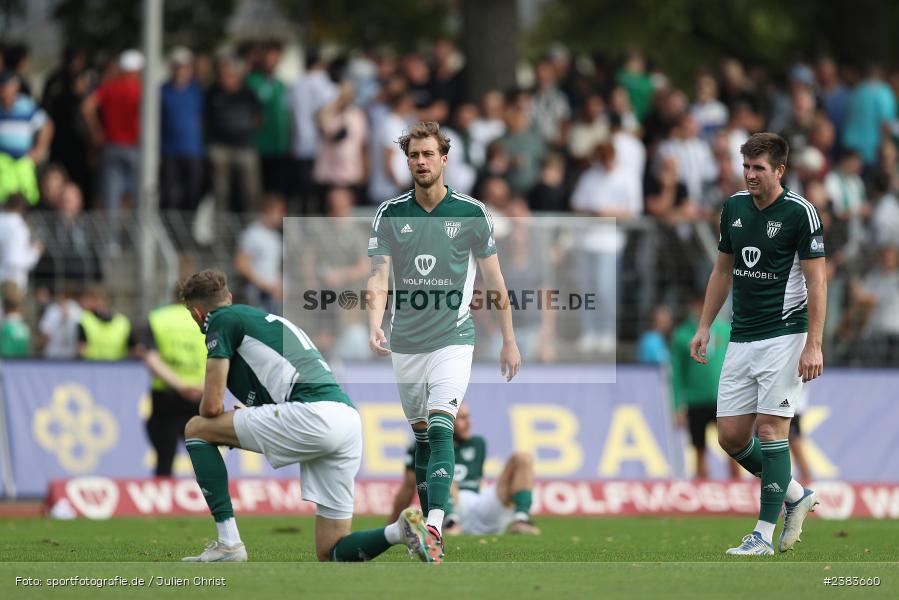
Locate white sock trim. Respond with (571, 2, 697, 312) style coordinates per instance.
(216, 517, 242, 546)
(754, 520, 775, 544)
(426, 509, 445, 534)
(785, 478, 804, 504)
(384, 522, 403, 545)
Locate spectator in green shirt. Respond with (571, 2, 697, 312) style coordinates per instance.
(245, 42, 291, 196)
(0, 280, 31, 357)
(670, 291, 739, 479)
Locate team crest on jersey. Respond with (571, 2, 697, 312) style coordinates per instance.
(766, 221, 782, 238)
(444, 220, 462, 238)
(461, 447, 476, 461)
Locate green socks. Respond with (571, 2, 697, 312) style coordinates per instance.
(759, 439, 791, 524)
(512, 490, 533, 515)
(330, 529, 392, 562)
(728, 437, 763, 478)
(185, 438, 234, 522)
(413, 429, 430, 513)
(426, 413, 455, 514)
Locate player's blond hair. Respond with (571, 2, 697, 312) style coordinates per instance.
(397, 121, 451, 157)
(178, 269, 230, 308)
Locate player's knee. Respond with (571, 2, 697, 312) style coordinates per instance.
(511, 452, 533, 470)
(755, 422, 780, 442)
(184, 416, 205, 440)
(717, 430, 743, 455)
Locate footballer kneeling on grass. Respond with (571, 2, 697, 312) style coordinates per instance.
(178, 269, 442, 563)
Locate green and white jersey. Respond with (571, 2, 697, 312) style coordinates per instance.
(368, 187, 497, 354)
(453, 435, 486, 492)
(718, 187, 825, 342)
(203, 304, 353, 408)
(405, 435, 486, 492)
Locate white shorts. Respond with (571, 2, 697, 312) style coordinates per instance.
(458, 486, 514, 535)
(233, 401, 362, 519)
(717, 332, 806, 418)
(391, 344, 474, 424)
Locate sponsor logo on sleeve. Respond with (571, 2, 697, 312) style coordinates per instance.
(811, 236, 824, 252)
(206, 331, 219, 352)
(368, 237, 378, 250)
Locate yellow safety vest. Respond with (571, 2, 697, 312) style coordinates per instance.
(148, 304, 207, 391)
(0, 154, 39, 205)
(80, 311, 131, 361)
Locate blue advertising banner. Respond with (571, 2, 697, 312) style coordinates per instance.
(2, 361, 151, 498)
(3, 362, 899, 497)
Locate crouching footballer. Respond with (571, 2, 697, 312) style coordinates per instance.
(178, 269, 441, 562)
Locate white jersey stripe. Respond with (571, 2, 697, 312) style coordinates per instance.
(373, 192, 412, 232)
(457, 250, 478, 327)
(451, 193, 494, 230)
(781, 252, 808, 319)
(451, 192, 493, 228)
(236, 336, 299, 404)
(787, 192, 821, 231)
(787, 192, 820, 230)
(787, 197, 815, 233)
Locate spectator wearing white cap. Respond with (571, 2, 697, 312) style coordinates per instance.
(82, 49, 143, 248)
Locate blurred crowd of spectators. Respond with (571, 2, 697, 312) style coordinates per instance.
(1, 38, 898, 364)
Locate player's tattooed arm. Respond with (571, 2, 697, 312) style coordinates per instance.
(366, 255, 392, 355)
(369, 255, 389, 277)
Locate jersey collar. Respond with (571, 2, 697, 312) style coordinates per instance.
(413, 185, 453, 214)
(767, 185, 789, 209)
(774, 185, 790, 206)
(202, 307, 225, 334)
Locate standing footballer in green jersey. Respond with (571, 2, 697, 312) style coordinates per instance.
(367, 122, 521, 559)
(178, 270, 442, 563)
(389, 403, 539, 536)
(690, 133, 826, 555)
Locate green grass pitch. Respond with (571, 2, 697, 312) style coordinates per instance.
(1, 515, 897, 599)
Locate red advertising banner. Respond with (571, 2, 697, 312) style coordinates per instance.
(45, 478, 899, 520)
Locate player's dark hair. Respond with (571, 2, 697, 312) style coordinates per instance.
(178, 269, 230, 308)
(740, 133, 789, 170)
(397, 121, 451, 157)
